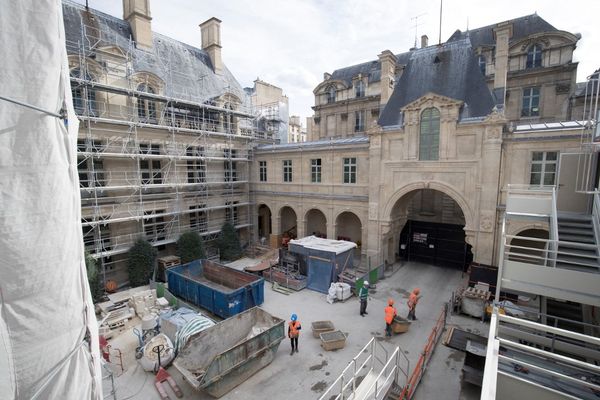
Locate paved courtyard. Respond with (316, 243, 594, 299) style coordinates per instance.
(106, 261, 483, 399)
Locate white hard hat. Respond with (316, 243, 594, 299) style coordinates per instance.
(364, 280, 369, 285)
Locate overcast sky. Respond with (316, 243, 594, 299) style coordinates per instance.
(74, 0, 600, 124)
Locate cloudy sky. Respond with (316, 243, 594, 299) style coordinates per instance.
(74, 0, 600, 124)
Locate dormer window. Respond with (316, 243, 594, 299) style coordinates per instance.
(526, 44, 542, 69)
(327, 86, 336, 104)
(137, 83, 157, 123)
(478, 55, 486, 75)
(355, 80, 365, 98)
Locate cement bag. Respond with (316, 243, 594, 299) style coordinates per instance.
(326, 283, 337, 304)
(139, 334, 175, 372)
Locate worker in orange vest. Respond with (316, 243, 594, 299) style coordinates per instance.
(288, 313, 301, 355)
(384, 298, 397, 337)
(407, 288, 421, 320)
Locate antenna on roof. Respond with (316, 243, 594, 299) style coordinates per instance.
(466, 17, 469, 32)
(438, 0, 443, 45)
(411, 13, 426, 49)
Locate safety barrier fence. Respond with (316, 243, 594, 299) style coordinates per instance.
(398, 304, 448, 399)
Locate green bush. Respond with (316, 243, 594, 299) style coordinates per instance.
(217, 222, 242, 261)
(127, 239, 157, 287)
(85, 251, 103, 303)
(177, 231, 205, 263)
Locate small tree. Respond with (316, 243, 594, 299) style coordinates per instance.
(127, 239, 157, 287)
(177, 231, 205, 263)
(218, 222, 242, 261)
(85, 251, 103, 303)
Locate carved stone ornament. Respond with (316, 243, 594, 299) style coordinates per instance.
(479, 213, 494, 232)
(369, 203, 378, 220)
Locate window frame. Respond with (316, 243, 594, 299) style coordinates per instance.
(144, 210, 167, 242)
(224, 148, 238, 182)
(327, 86, 336, 104)
(259, 161, 267, 182)
(186, 146, 206, 184)
(70, 68, 96, 116)
(355, 80, 365, 98)
(311, 158, 322, 183)
(521, 87, 541, 117)
(189, 205, 208, 233)
(354, 110, 365, 132)
(343, 157, 357, 184)
(137, 83, 158, 123)
(419, 107, 441, 161)
(225, 201, 239, 225)
(283, 160, 293, 182)
(526, 44, 543, 69)
(139, 144, 162, 185)
(478, 55, 486, 75)
(529, 151, 558, 187)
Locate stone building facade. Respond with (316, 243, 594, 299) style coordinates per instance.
(254, 15, 590, 270)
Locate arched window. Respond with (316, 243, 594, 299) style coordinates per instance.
(327, 86, 336, 104)
(137, 83, 157, 123)
(478, 55, 486, 75)
(526, 44, 542, 69)
(224, 102, 237, 134)
(419, 107, 440, 161)
(70, 68, 96, 116)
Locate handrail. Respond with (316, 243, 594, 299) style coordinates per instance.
(549, 187, 559, 267)
(592, 191, 600, 254)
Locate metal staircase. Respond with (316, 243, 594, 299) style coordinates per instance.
(556, 213, 600, 272)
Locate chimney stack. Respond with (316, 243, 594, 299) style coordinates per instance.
(378, 50, 397, 105)
(492, 22, 513, 90)
(421, 35, 429, 48)
(200, 17, 223, 74)
(123, 0, 152, 50)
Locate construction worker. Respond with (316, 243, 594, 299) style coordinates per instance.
(288, 313, 301, 355)
(407, 288, 421, 321)
(359, 280, 369, 317)
(384, 298, 397, 337)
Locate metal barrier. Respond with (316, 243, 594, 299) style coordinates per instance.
(398, 304, 448, 399)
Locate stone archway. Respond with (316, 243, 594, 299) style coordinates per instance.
(257, 204, 272, 243)
(306, 209, 327, 238)
(280, 206, 298, 238)
(335, 211, 362, 244)
(389, 187, 472, 270)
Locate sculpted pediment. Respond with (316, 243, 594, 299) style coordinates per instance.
(401, 92, 463, 112)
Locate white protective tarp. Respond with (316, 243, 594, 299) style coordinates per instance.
(0, 1, 102, 399)
(289, 235, 357, 254)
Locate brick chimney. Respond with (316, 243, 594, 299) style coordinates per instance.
(200, 17, 223, 74)
(378, 50, 397, 105)
(122, 0, 152, 50)
(421, 35, 429, 48)
(492, 22, 513, 90)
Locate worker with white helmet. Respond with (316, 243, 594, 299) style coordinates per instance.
(359, 280, 369, 317)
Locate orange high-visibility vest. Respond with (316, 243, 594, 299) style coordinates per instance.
(384, 306, 397, 324)
(408, 293, 419, 309)
(289, 321, 301, 338)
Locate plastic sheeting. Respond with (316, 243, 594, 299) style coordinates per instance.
(0, 1, 101, 399)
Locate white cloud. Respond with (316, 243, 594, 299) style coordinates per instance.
(76, 0, 600, 121)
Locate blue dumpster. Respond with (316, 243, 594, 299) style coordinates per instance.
(166, 260, 264, 319)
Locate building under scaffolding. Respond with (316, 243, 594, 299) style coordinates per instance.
(63, 0, 282, 286)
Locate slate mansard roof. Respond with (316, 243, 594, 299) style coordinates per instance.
(378, 39, 496, 127)
(62, 0, 247, 105)
(447, 13, 558, 49)
(329, 52, 412, 87)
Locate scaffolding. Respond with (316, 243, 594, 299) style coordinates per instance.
(65, 15, 280, 286)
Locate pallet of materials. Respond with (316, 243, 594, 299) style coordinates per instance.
(266, 267, 307, 291)
(460, 287, 491, 318)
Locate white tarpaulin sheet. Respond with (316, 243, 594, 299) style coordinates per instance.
(0, 1, 101, 399)
(289, 236, 357, 254)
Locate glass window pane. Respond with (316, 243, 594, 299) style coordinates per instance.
(531, 164, 542, 173)
(532, 152, 543, 161)
(546, 152, 557, 161)
(545, 163, 556, 173)
(543, 173, 555, 186)
(530, 173, 541, 185)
